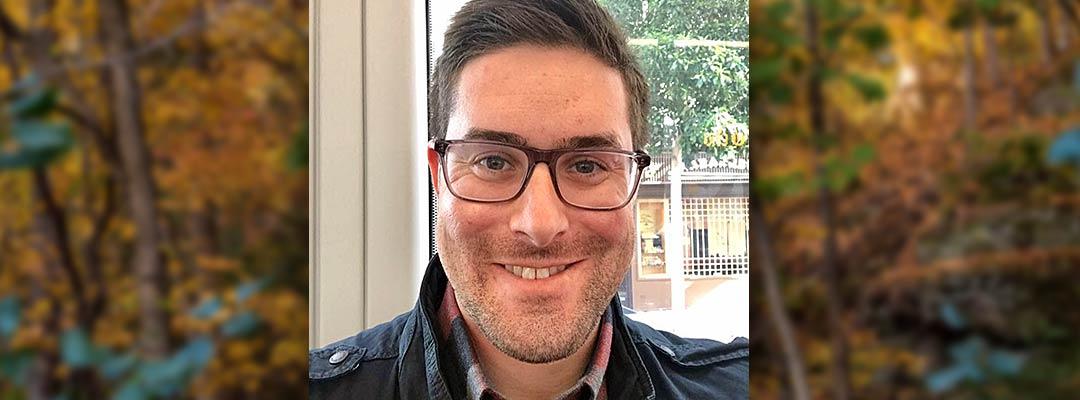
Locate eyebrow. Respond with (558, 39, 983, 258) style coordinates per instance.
(463, 129, 528, 145)
(463, 128, 624, 150)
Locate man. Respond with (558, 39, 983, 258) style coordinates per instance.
(309, 0, 748, 398)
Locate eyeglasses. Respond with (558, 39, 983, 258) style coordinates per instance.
(430, 139, 651, 211)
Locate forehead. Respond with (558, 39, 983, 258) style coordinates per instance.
(447, 45, 632, 150)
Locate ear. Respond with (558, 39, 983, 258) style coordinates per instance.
(427, 145, 441, 193)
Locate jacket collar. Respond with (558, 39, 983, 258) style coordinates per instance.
(403, 256, 655, 400)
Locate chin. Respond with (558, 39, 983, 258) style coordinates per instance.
(483, 310, 592, 364)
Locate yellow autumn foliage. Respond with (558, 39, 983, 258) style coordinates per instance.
(0, 0, 308, 397)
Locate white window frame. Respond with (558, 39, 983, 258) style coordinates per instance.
(310, 0, 431, 349)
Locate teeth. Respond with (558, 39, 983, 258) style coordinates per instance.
(503, 264, 570, 280)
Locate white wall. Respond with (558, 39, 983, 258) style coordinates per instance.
(310, 0, 430, 349)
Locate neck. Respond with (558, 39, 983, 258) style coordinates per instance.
(462, 315, 600, 400)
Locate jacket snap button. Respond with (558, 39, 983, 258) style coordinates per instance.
(328, 350, 349, 365)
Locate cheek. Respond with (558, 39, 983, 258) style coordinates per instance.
(577, 208, 634, 241)
(438, 194, 501, 237)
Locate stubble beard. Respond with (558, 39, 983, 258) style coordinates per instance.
(438, 220, 633, 364)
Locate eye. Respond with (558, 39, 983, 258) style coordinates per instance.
(571, 160, 603, 174)
(478, 155, 510, 170)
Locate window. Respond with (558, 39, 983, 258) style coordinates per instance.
(637, 200, 668, 276)
(600, 0, 749, 342)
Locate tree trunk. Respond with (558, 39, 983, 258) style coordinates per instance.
(803, 0, 852, 398)
(192, 0, 211, 72)
(962, 24, 978, 131)
(1054, 0, 1076, 52)
(1038, 0, 1055, 66)
(99, 0, 169, 358)
(750, 197, 811, 400)
(981, 19, 999, 85)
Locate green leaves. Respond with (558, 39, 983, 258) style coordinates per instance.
(940, 301, 967, 330)
(754, 143, 876, 201)
(285, 124, 308, 171)
(824, 143, 875, 191)
(55, 327, 218, 399)
(765, 2, 794, 22)
(925, 336, 1026, 394)
(235, 277, 270, 302)
(99, 353, 138, 381)
(1047, 127, 1080, 167)
(9, 88, 58, 119)
(112, 337, 216, 399)
(751, 58, 785, 87)
(191, 297, 223, 319)
(0, 350, 33, 386)
(974, 0, 1001, 11)
(1, 78, 72, 170)
(754, 170, 809, 202)
(0, 296, 19, 339)
(603, 0, 749, 156)
(61, 329, 97, 368)
(845, 73, 886, 102)
(46, 278, 271, 397)
(853, 24, 890, 50)
(0, 297, 30, 387)
(0, 122, 73, 170)
(191, 279, 267, 338)
(221, 312, 260, 338)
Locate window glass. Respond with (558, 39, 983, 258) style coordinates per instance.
(637, 200, 667, 276)
(600, 0, 749, 342)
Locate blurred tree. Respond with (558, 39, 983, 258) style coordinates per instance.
(752, 0, 1079, 398)
(99, 0, 170, 360)
(0, 0, 308, 397)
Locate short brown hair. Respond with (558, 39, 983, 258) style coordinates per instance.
(430, 0, 649, 150)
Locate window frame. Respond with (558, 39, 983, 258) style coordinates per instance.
(310, 0, 431, 349)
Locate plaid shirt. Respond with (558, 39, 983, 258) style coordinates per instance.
(437, 285, 612, 400)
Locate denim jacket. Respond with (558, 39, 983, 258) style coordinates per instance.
(309, 257, 748, 399)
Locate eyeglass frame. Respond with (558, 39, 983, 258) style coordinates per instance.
(429, 138, 652, 211)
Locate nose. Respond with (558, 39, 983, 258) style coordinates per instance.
(508, 164, 570, 248)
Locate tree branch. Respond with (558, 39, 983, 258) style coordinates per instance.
(29, 1, 243, 80)
(84, 174, 116, 327)
(32, 168, 89, 324)
(54, 103, 120, 166)
(0, 3, 23, 40)
(1058, 0, 1080, 27)
(751, 199, 812, 400)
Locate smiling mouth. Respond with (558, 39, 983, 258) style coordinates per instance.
(499, 263, 574, 280)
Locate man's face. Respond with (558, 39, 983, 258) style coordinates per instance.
(429, 45, 636, 364)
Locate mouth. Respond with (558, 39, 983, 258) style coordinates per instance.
(497, 261, 579, 281)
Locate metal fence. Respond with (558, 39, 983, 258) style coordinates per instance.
(677, 197, 750, 277)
